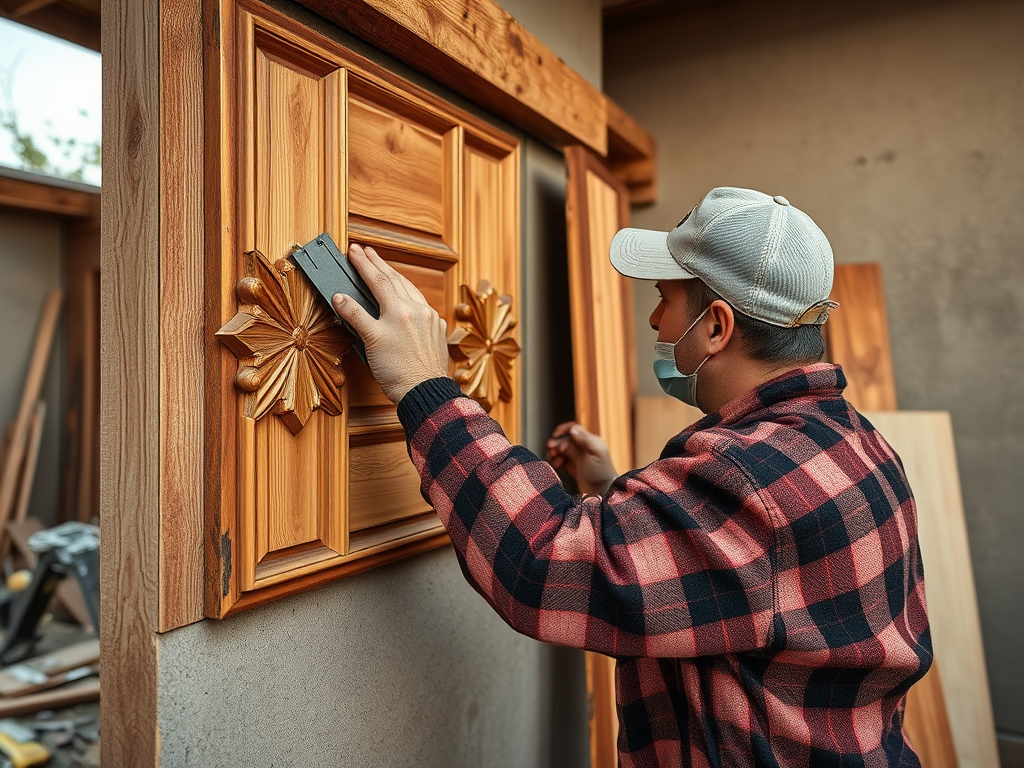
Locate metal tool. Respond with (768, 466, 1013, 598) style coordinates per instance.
(289, 232, 380, 362)
(0, 523, 99, 664)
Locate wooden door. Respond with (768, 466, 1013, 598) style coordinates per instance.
(565, 144, 635, 768)
(206, 0, 521, 617)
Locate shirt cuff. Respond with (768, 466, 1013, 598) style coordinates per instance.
(397, 377, 465, 436)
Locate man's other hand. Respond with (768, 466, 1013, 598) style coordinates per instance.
(332, 243, 451, 404)
(546, 422, 618, 496)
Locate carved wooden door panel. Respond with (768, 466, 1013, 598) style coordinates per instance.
(564, 145, 634, 768)
(206, 0, 521, 617)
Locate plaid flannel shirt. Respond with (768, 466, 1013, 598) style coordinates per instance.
(397, 363, 931, 768)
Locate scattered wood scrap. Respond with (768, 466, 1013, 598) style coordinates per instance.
(0, 678, 99, 718)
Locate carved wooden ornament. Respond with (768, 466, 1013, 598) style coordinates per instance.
(216, 249, 353, 435)
(447, 281, 521, 413)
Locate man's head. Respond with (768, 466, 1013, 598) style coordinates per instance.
(612, 187, 838, 412)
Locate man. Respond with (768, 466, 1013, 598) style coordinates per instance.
(333, 187, 931, 767)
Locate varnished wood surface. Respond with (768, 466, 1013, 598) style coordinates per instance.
(633, 396, 704, 468)
(159, 0, 207, 631)
(825, 263, 897, 411)
(865, 412, 999, 768)
(0, 290, 62, 545)
(206, 2, 522, 616)
(905, 664, 959, 768)
(296, 0, 607, 154)
(100, 0, 160, 764)
(586, 652, 618, 768)
(565, 145, 635, 768)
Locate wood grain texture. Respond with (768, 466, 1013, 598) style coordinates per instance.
(605, 95, 657, 205)
(158, 0, 207, 631)
(905, 664, 959, 768)
(633, 396, 704, 468)
(206, 2, 521, 615)
(12, 401, 45, 524)
(348, 95, 451, 239)
(825, 263, 897, 411)
(461, 135, 520, 441)
(586, 652, 618, 768)
(100, 0, 159, 763)
(565, 145, 635, 768)
(0, 678, 100, 717)
(565, 147, 634, 473)
(0, 290, 62, 535)
(864, 412, 999, 768)
(0, 173, 95, 216)
(295, 0, 607, 154)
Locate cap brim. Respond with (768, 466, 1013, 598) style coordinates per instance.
(609, 228, 695, 280)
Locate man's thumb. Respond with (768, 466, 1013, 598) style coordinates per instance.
(332, 294, 374, 339)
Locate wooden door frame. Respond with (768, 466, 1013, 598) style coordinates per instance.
(100, 0, 656, 764)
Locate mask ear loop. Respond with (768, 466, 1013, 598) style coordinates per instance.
(672, 305, 713, 378)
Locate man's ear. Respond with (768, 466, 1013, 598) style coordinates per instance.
(706, 299, 735, 354)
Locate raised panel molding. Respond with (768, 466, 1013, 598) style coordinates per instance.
(206, 0, 520, 617)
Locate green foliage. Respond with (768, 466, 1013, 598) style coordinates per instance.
(0, 53, 101, 183)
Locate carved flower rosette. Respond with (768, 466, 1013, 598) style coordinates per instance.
(216, 249, 353, 435)
(447, 281, 521, 413)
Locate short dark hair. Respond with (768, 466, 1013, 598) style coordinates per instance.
(685, 279, 825, 365)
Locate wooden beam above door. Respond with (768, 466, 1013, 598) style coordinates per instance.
(296, 0, 609, 155)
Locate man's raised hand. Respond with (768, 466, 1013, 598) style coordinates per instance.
(332, 243, 450, 404)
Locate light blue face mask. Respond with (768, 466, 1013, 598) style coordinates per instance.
(653, 306, 711, 407)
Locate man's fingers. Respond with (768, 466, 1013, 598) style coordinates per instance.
(550, 421, 578, 439)
(332, 293, 375, 339)
(349, 243, 400, 308)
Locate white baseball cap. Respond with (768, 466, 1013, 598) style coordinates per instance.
(610, 187, 838, 327)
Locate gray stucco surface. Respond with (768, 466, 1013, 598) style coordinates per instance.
(0, 209, 64, 526)
(158, 548, 552, 767)
(605, 0, 1024, 743)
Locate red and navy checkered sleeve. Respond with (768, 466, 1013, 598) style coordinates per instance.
(398, 378, 776, 658)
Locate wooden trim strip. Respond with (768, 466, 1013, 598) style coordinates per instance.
(99, 0, 160, 763)
(295, 0, 608, 154)
(0, 174, 96, 217)
(158, 0, 206, 631)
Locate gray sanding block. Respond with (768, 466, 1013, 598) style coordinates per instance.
(289, 232, 380, 362)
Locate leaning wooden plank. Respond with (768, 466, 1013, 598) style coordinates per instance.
(824, 263, 897, 411)
(904, 664, 958, 768)
(0, 664, 98, 699)
(865, 412, 999, 768)
(12, 402, 46, 524)
(0, 639, 100, 693)
(0, 291, 63, 535)
(297, 0, 607, 154)
(633, 396, 704, 468)
(0, 678, 99, 717)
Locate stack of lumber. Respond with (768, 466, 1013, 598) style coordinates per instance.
(0, 638, 99, 717)
(0, 291, 62, 549)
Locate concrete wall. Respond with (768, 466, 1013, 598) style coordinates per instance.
(0, 209, 64, 525)
(155, 1, 595, 765)
(604, 0, 1024, 757)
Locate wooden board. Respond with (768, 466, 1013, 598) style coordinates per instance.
(904, 664, 959, 768)
(206, 2, 521, 617)
(0, 291, 62, 541)
(0, 678, 100, 718)
(633, 396, 704, 468)
(0, 639, 100, 697)
(101, 0, 161, 763)
(296, 0, 607, 154)
(864, 412, 999, 768)
(825, 263, 897, 411)
(12, 401, 45, 524)
(565, 144, 635, 768)
(0, 172, 95, 217)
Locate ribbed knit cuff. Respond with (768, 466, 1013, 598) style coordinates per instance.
(396, 377, 465, 436)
